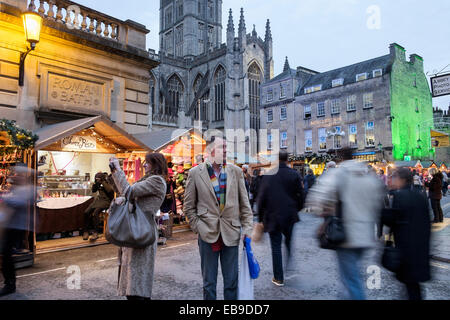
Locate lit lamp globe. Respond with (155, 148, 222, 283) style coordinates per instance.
(23, 12, 42, 49)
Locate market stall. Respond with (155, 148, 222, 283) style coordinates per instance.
(32, 116, 151, 253)
(0, 119, 38, 268)
(134, 128, 205, 232)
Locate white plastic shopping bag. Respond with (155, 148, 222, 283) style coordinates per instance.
(238, 246, 254, 300)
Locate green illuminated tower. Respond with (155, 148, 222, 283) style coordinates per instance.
(389, 43, 434, 161)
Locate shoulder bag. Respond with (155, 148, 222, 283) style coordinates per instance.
(317, 171, 346, 250)
(106, 175, 164, 249)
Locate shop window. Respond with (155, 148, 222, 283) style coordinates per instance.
(304, 105, 312, 119)
(347, 95, 357, 112)
(317, 102, 325, 117)
(280, 106, 287, 121)
(318, 128, 327, 151)
(365, 121, 375, 147)
(268, 133, 273, 150)
(333, 126, 342, 149)
(280, 131, 288, 149)
(305, 130, 312, 153)
(349, 124, 358, 148)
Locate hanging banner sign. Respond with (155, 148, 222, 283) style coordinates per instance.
(431, 73, 450, 97)
(61, 135, 97, 151)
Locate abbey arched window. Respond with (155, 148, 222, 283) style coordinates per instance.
(214, 66, 226, 121)
(166, 75, 183, 123)
(248, 63, 262, 131)
(193, 74, 209, 121)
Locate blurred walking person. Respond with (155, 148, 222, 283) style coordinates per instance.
(382, 168, 431, 300)
(109, 153, 167, 300)
(257, 151, 304, 286)
(442, 170, 448, 197)
(0, 164, 35, 297)
(183, 136, 253, 300)
(306, 148, 384, 300)
(303, 169, 316, 199)
(427, 168, 444, 223)
(250, 168, 263, 211)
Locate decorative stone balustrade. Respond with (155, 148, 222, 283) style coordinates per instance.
(27, 0, 121, 41)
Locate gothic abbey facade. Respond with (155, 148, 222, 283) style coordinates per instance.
(150, 0, 274, 145)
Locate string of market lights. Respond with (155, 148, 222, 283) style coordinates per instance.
(81, 128, 124, 153)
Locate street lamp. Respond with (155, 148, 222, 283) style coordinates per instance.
(19, 12, 42, 86)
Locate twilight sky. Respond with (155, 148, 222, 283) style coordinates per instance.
(75, 0, 450, 110)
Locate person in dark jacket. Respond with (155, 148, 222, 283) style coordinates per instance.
(250, 168, 263, 209)
(83, 172, 115, 241)
(382, 168, 431, 300)
(257, 151, 304, 286)
(303, 169, 316, 198)
(428, 170, 443, 223)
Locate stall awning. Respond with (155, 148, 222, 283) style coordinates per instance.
(134, 128, 203, 152)
(34, 116, 151, 152)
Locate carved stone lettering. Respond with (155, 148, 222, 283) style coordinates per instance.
(48, 73, 104, 110)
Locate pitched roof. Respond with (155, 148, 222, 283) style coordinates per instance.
(133, 128, 195, 151)
(266, 68, 297, 83)
(296, 54, 392, 96)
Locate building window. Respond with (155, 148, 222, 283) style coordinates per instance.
(356, 73, 368, 82)
(198, 23, 205, 55)
(176, 0, 183, 19)
(349, 124, 357, 148)
(193, 74, 209, 121)
(164, 31, 174, 55)
(214, 66, 226, 121)
(280, 84, 286, 98)
(333, 126, 342, 149)
(164, 74, 184, 123)
(267, 89, 273, 102)
(304, 105, 311, 119)
(268, 134, 273, 150)
(347, 95, 357, 112)
(175, 24, 183, 57)
(280, 131, 288, 149)
(198, 1, 202, 15)
(267, 109, 273, 123)
(304, 84, 322, 94)
(365, 121, 375, 147)
(318, 128, 327, 151)
(363, 93, 373, 109)
(208, 0, 214, 19)
(249, 63, 262, 131)
(165, 6, 173, 28)
(373, 69, 382, 78)
(332, 78, 344, 87)
(280, 106, 287, 121)
(305, 130, 312, 153)
(208, 25, 214, 49)
(331, 99, 340, 114)
(150, 75, 156, 122)
(317, 102, 325, 117)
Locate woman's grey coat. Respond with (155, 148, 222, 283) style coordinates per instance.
(112, 170, 166, 298)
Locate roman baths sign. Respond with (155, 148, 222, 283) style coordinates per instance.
(38, 63, 113, 115)
(431, 73, 450, 98)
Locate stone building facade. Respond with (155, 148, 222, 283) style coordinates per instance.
(0, 0, 158, 134)
(433, 105, 450, 164)
(261, 43, 435, 162)
(150, 0, 274, 155)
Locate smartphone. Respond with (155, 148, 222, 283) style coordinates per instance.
(109, 163, 116, 172)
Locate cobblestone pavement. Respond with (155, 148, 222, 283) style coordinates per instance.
(1, 204, 450, 300)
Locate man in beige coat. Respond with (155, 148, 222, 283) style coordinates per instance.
(184, 136, 253, 300)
